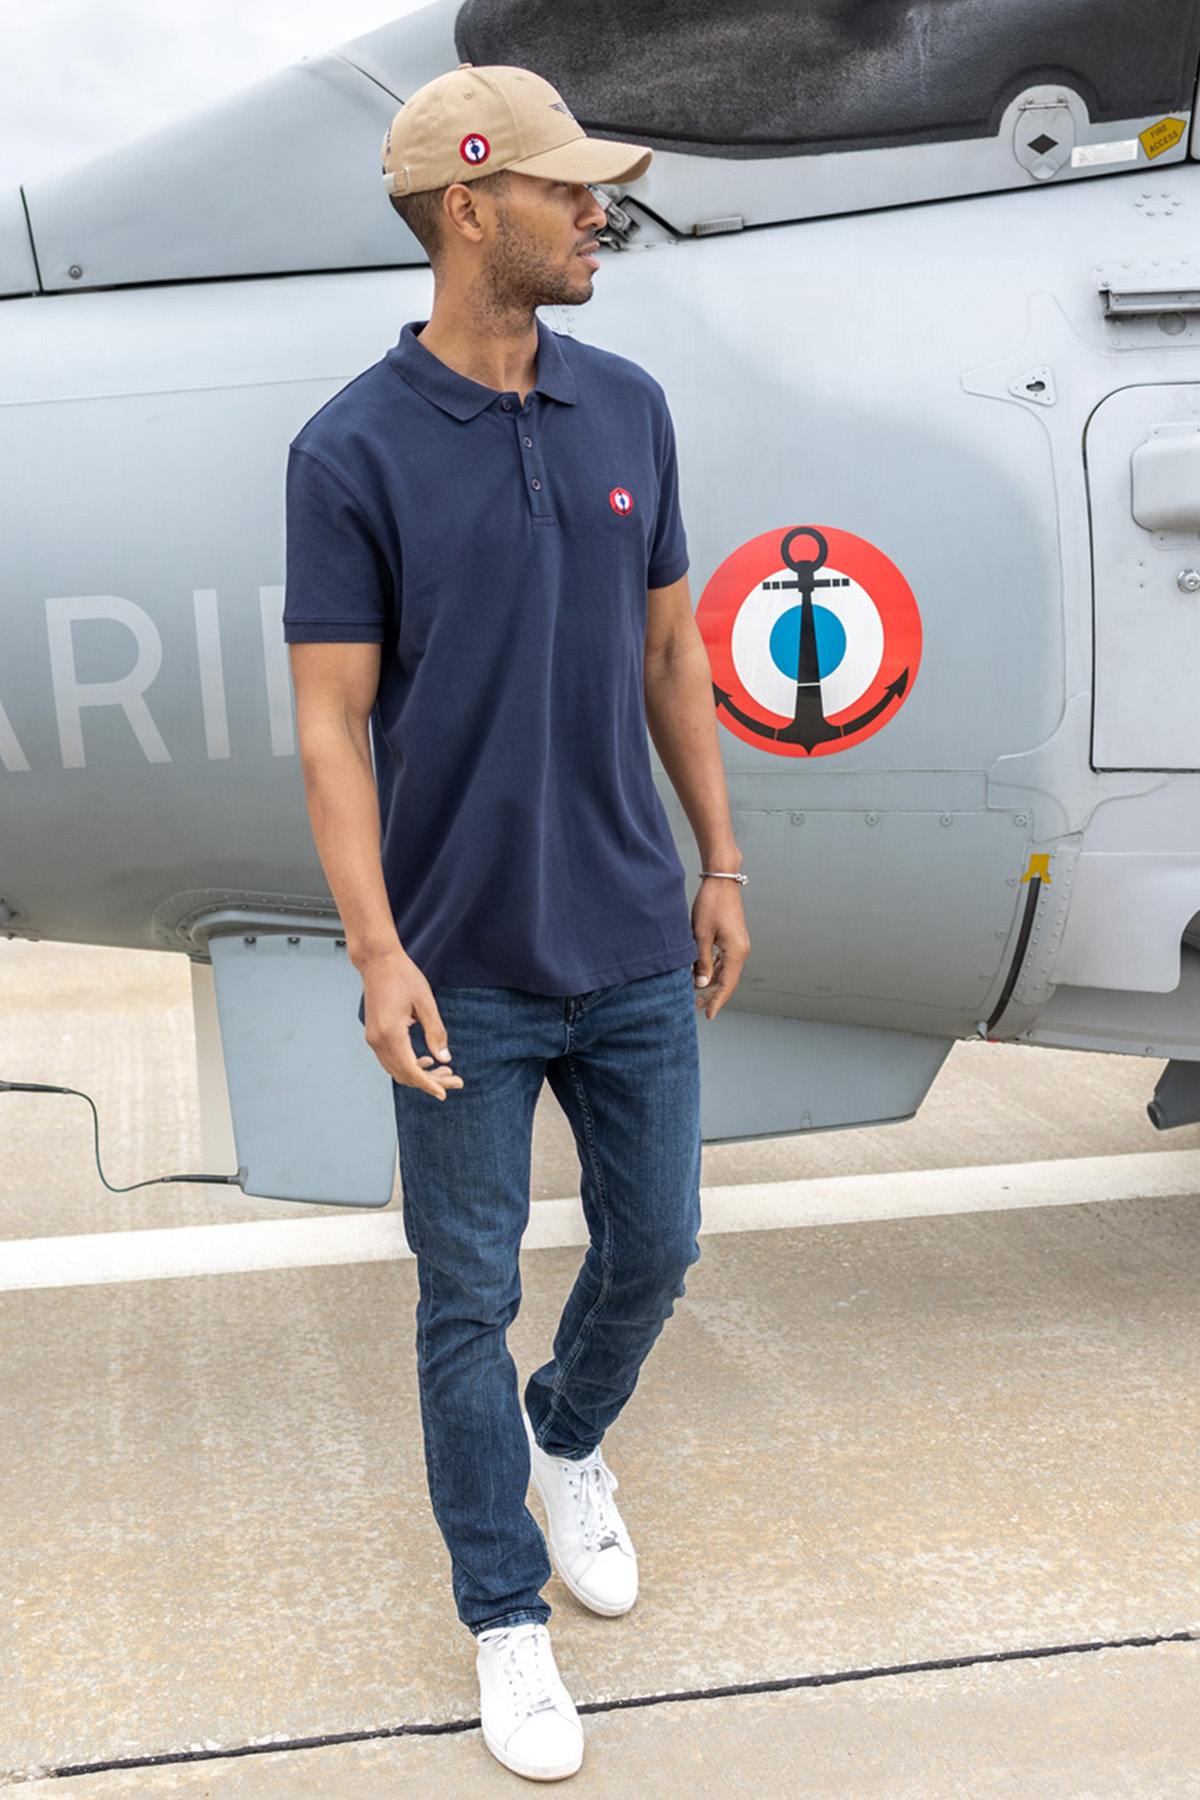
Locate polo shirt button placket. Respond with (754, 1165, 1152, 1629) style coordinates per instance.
(512, 397, 552, 521)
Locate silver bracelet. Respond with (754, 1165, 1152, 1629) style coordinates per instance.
(698, 869, 748, 885)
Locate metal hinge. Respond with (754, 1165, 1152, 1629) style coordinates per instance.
(595, 191, 641, 251)
(1097, 259, 1200, 317)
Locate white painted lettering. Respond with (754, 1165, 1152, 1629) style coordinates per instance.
(45, 596, 170, 768)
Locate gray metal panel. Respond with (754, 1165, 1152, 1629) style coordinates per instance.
(1086, 383, 1200, 770)
(1021, 943, 1200, 1056)
(725, 810, 1030, 1032)
(0, 367, 357, 947)
(0, 188, 37, 298)
(206, 928, 395, 1206)
(1131, 429, 1200, 531)
(1053, 851, 1200, 991)
(698, 1010, 952, 1142)
(625, 90, 1192, 237)
(21, 52, 420, 291)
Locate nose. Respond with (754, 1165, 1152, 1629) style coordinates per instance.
(581, 182, 611, 222)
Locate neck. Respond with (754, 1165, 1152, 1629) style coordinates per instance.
(415, 285, 539, 398)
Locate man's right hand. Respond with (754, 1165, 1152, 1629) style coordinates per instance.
(358, 948, 464, 1101)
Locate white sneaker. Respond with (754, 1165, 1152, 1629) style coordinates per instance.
(523, 1410, 638, 1617)
(476, 1621, 584, 1781)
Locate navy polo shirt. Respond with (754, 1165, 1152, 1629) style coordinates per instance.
(283, 314, 699, 1001)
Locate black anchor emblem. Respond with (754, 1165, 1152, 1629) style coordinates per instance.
(712, 526, 909, 752)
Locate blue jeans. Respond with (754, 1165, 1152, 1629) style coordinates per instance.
(391, 963, 703, 1636)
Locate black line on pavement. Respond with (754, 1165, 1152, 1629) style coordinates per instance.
(48, 1626, 1199, 1780)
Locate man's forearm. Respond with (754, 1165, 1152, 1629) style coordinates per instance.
(297, 722, 405, 968)
(643, 627, 741, 869)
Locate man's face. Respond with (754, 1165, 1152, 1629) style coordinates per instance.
(476, 172, 609, 309)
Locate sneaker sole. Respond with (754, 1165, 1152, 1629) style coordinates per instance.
(527, 1466, 638, 1618)
(482, 1723, 583, 1780)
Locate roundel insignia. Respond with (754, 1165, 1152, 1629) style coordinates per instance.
(609, 486, 634, 514)
(696, 524, 921, 757)
(460, 132, 491, 165)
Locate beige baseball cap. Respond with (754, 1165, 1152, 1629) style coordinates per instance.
(381, 62, 652, 198)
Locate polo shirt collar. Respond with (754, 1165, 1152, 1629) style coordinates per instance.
(386, 315, 578, 420)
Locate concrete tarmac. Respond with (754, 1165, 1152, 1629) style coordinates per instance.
(3, 940, 1199, 1794)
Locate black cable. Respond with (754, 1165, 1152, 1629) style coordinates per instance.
(0, 1081, 243, 1193)
(984, 874, 1043, 1037)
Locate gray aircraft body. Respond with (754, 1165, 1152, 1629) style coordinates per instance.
(4, 0, 1200, 1204)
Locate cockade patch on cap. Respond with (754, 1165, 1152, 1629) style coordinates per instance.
(460, 133, 491, 165)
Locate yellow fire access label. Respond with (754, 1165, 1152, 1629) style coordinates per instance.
(1139, 117, 1187, 159)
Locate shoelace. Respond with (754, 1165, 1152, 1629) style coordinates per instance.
(488, 1624, 560, 1717)
(567, 1448, 622, 1552)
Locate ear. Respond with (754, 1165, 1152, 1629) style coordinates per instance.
(444, 181, 487, 245)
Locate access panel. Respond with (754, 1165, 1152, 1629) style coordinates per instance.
(203, 926, 397, 1207)
(1086, 382, 1200, 770)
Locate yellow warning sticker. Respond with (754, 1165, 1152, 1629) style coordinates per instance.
(1139, 117, 1187, 160)
(1019, 852, 1053, 886)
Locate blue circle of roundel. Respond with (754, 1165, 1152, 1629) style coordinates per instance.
(769, 604, 846, 682)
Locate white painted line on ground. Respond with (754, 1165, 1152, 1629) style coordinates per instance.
(4, 1150, 1200, 1295)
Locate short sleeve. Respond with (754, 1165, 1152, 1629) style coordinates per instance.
(647, 392, 690, 589)
(283, 445, 393, 643)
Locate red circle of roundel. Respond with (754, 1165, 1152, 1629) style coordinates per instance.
(460, 132, 491, 165)
(609, 486, 634, 514)
(695, 523, 921, 758)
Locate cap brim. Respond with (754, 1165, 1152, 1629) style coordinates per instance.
(503, 135, 652, 186)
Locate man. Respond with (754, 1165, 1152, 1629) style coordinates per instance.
(283, 62, 749, 1783)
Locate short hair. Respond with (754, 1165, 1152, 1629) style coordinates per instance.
(388, 168, 512, 265)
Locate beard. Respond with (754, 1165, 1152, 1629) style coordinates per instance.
(474, 206, 597, 315)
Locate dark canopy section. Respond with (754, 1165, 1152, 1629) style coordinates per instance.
(454, 0, 1200, 158)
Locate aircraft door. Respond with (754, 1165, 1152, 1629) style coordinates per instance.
(1085, 383, 1200, 771)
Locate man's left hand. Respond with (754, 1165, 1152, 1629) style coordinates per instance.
(691, 879, 750, 1021)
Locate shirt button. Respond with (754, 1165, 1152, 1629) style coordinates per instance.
(523, 436, 532, 448)
(531, 478, 541, 490)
